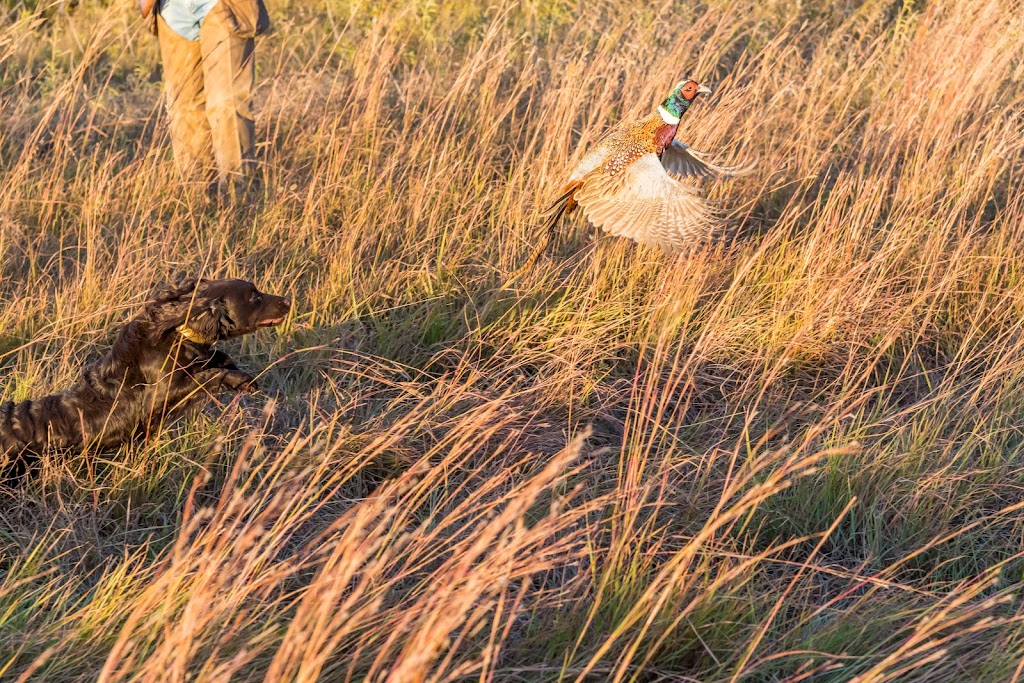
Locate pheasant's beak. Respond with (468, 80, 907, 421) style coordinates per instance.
(697, 84, 713, 96)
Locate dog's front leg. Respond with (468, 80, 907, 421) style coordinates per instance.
(197, 351, 258, 393)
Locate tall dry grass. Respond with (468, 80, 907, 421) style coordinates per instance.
(1, 0, 1024, 679)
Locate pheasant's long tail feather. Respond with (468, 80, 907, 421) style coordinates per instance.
(540, 185, 577, 228)
(500, 186, 578, 290)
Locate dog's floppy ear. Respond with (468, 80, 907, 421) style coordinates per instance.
(144, 278, 205, 337)
(181, 298, 233, 343)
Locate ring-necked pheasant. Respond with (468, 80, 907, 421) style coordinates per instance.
(542, 78, 753, 252)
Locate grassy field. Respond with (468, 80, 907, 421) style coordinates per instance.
(1, 0, 1024, 679)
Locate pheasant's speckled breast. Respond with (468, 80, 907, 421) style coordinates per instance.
(598, 113, 672, 178)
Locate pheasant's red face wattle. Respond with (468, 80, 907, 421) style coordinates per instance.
(680, 81, 700, 100)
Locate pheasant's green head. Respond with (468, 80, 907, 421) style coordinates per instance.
(658, 79, 712, 125)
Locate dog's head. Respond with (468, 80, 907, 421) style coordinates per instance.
(147, 278, 291, 344)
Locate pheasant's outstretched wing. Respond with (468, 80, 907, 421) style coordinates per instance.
(661, 140, 756, 180)
(567, 138, 618, 183)
(540, 136, 619, 229)
(574, 153, 723, 251)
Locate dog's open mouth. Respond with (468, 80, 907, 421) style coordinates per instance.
(258, 316, 286, 328)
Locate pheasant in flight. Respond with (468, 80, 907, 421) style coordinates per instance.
(543, 78, 752, 251)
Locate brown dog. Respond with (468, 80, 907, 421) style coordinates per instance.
(0, 278, 290, 483)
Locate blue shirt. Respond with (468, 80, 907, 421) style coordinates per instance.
(160, 0, 220, 41)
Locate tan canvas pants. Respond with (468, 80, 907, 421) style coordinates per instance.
(157, 5, 256, 196)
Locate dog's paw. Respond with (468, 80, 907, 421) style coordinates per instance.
(223, 370, 258, 393)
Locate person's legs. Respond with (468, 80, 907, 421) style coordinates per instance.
(199, 4, 257, 199)
(157, 15, 214, 181)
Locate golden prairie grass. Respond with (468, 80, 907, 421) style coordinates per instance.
(1, 0, 1024, 679)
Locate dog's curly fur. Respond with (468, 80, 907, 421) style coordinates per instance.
(0, 278, 291, 483)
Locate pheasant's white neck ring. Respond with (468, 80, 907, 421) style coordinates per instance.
(657, 106, 681, 125)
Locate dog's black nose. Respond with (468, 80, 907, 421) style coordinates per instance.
(280, 298, 292, 311)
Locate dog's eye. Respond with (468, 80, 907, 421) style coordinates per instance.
(250, 291, 262, 303)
